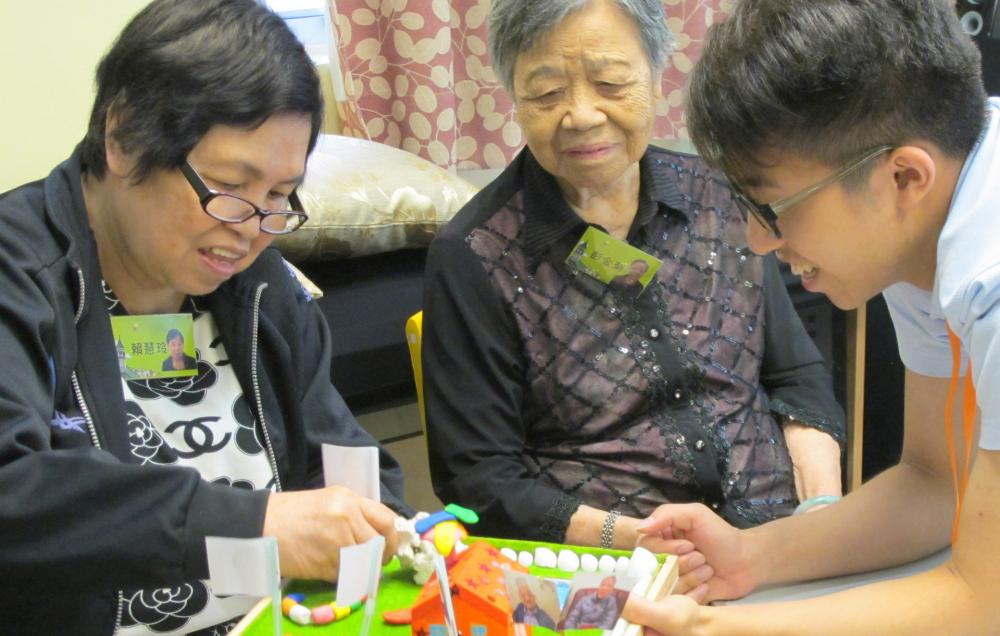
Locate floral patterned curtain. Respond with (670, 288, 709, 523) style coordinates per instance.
(325, 0, 733, 169)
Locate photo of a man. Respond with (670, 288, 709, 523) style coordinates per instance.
(504, 573, 558, 629)
(608, 258, 650, 297)
(559, 574, 626, 630)
(162, 328, 197, 372)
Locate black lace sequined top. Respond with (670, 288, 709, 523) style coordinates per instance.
(422, 146, 844, 541)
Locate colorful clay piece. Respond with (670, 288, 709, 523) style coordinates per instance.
(288, 604, 311, 626)
(414, 510, 456, 534)
(598, 554, 618, 574)
(280, 594, 366, 627)
(397, 504, 482, 585)
(443, 503, 480, 525)
(626, 546, 659, 579)
(311, 605, 335, 625)
(382, 607, 413, 625)
(557, 549, 581, 572)
(614, 555, 631, 576)
(534, 546, 558, 568)
(432, 520, 468, 556)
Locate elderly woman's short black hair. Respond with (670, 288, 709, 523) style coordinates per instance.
(488, 0, 675, 91)
(687, 0, 987, 187)
(80, 0, 323, 183)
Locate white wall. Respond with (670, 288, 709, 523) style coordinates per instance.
(0, 0, 148, 192)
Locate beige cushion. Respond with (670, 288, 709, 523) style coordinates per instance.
(275, 135, 479, 261)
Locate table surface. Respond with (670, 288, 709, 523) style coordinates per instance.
(725, 549, 950, 605)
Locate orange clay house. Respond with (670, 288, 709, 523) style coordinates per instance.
(410, 541, 533, 636)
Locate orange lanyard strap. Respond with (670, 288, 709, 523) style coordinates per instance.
(945, 327, 976, 544)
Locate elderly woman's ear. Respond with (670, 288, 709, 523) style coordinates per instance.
(103, 108, 135, 181)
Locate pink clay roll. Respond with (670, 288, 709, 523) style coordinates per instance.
(311, 604, 335, 625)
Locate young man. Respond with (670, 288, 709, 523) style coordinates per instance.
(622, 1, 1000, 633)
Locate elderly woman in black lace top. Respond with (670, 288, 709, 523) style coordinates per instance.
(421, 0, 845, 550)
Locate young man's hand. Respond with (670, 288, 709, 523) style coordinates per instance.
(637, 503, 756, 603)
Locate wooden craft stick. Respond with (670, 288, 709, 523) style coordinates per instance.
(611, 574, 652, 636)
(621, 556, 679, 636)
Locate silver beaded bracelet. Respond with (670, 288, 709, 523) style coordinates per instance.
(600, 510, 620, 549)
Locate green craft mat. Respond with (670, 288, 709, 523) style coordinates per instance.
(235, 536, 666, 635)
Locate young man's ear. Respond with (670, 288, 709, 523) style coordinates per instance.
(103, 105, 135, 179)
(889, 145, 936, 210)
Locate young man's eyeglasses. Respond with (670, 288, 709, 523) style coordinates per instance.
(732, 145, 894, 238)
(180, 161, 308, 235)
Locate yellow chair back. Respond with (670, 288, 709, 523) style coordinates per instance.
(405, 310, 426, 435)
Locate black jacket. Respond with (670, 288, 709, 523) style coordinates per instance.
(0, 149, 411, 634)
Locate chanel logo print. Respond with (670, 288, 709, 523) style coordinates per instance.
(165, 416, 232, 459)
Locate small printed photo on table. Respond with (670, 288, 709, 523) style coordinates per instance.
(503, 570, 561, 630)
(557, 572, 634, 631)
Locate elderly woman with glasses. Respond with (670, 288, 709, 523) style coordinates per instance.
(421, 0, 846, 553)
(0, 0, 412, 633)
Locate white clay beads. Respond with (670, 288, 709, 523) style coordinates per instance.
(500, 546, 658, 577)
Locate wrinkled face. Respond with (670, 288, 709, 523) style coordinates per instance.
(625, 259, 648, 283)
(512, 0, 659, 198)
(106, 112, 311, 300)
(168, 336, 184, 358)
(740, 150, 903, 309)
(597, 576, 615, 598)
(519, 584, 537, 608)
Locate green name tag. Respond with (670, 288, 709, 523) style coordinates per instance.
(566, 227, 662, 296)
(110, 314, 197, 380)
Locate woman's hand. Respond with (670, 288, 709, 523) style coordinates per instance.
(783, 421, 843, 507)
(636, 503, 756, 603)
(261, 486, 399, 581)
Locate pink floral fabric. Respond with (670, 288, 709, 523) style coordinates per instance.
(326, 0, 733, 169)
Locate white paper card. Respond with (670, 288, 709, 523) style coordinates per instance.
(433, 553, 460, 636)
(322, 444, 380, 501)
(336, 536, 384, 607)
(205, 536, 279, 597)
(358, 535, 386, 636)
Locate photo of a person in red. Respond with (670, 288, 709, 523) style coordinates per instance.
(560, 575, 624, 630)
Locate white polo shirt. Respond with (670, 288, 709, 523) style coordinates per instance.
(883, 96, 1000, 449)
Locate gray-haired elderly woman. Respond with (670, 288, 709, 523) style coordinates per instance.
(422, 0, 845, 551)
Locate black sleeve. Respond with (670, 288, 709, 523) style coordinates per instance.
(0, 251, 270, 595)
(422, 232, 581, 541)
(288, 273, 413, 517)
(759, 254, 846, 443)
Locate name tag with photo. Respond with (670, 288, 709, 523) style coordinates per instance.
(110, 314, 197, 380)
(566, 226, 662, 296)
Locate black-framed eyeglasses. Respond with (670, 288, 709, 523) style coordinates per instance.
(732, 145, 894, 239)
(180, 161, 308, 235)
